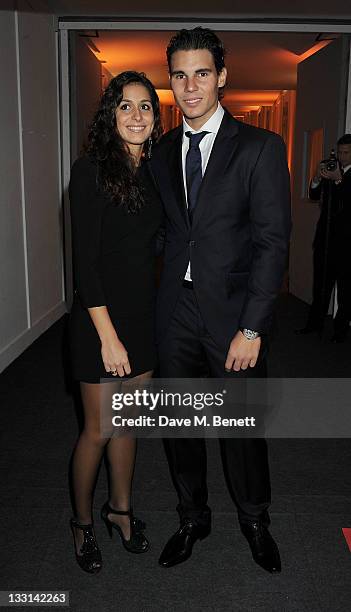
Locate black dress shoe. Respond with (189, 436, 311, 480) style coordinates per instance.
(159, 520, 211, 568)
(240, 521, 281, 573)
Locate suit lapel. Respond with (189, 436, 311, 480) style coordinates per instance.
(191, 111, 240, 229)
(166, 127, 190, 228)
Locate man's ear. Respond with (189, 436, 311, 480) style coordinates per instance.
(218, 67, 227, 88)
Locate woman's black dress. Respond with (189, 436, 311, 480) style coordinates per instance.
(68, 156, 163, 383)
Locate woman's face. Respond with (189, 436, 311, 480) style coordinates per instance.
(115, 83, 155, 151)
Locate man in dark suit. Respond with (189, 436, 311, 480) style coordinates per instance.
(296, 134, 351, 341)
(149, 28, 291, 572)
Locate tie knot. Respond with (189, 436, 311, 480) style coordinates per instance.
(185, 131, 209, 149)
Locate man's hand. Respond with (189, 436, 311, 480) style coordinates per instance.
(225, 331, 261, 372)
(320, 167, 343, 182)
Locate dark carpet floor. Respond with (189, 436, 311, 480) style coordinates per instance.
(1, 294, 350, 612)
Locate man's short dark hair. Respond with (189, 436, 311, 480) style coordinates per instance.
(166, 27, 226, 74)
(337, 134, 351, 146)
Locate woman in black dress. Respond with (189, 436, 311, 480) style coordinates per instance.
(69, 71, 163, 573)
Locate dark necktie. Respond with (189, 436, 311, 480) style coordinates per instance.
(185, 131, 208, 222)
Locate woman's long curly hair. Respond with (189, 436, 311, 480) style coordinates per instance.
(85, 71, 163, 214)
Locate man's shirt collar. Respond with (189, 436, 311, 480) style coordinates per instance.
(182, 103, 224, 136)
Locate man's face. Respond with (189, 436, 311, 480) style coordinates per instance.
(169, 49, 227, 130)
(337, 144, 351, 168)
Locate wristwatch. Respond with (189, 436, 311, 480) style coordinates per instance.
(240, 328, 260, 340)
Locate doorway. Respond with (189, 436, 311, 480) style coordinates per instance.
(58, 21, 351, 311)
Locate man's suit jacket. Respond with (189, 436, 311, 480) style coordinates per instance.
(149, 109, 291, 351)
(309, 168, 351, 249)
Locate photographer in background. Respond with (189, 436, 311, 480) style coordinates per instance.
(296, 134, 351, 342)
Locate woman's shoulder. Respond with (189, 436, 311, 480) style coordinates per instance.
(69, 155, 100, 196)
(71, 154, 98, 178)
(69, 155, 103, 207)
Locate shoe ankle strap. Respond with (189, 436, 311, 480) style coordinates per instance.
(71, 518, 94, 531)
(106, 502, 132, 517)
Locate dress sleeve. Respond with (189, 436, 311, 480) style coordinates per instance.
(69, 156, 106, 308)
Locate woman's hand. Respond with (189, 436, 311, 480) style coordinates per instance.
(87, 305, 131, 377)
(101, 335, 131, 377)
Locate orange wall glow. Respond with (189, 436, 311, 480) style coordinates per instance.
(156, 90, 175, 105)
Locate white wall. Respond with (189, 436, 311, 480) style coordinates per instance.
(0, 7, 28, 356)
(0, 2, 65, 373)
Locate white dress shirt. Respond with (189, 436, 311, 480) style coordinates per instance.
(182, 103, 225, 281)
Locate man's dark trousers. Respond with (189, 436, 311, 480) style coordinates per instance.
(158, 284, 271, 529)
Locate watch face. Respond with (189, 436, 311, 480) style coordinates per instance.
(243, 329, 259, 340)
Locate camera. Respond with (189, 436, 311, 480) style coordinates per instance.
(326, 158, 337, 171)
(325, 149, 338, 171)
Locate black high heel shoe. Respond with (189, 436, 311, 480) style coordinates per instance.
(101, 502, 149, 553)
(70, 518, 102, 573)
